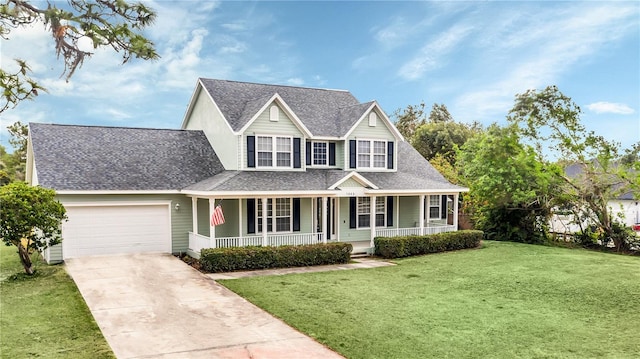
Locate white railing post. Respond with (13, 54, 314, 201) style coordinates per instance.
(238, 199, 243, 247)
(419, 195, 425, 236)
(322, 196, 328, 244)
(191, 197, 198, 234)
(370, 195, 376, 247)
(261, 197, 268, 246)
(453, 193, 459, 231)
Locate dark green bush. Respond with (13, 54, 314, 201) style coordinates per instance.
(199, 242, 353, 273)
(374, 230, 483, 259)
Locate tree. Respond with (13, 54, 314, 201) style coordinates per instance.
(0, 182, 67, 274)
(413, 120, 475, 164)
(393, 102, 426, 140)
(508, 85, 639, 251)
(428, 103, 453, 123)
(1, 121, 28, 182)
(0, 0, 159, 113)
(458, 124, 559, 243)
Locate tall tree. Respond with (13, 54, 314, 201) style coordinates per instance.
(428, 103, 453, 123)
(393, 102, 426, 140)
(458, 123, 558, 243)
(413, 120, 475, 164)
(0, 0, 159, 113)
(508, 85, 639, 251)
(0, 182, 67, 274)
(2, 121, 28, 181)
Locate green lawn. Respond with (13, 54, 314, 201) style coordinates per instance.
(0, 245, 114, 358)
(220, 241, 640, 359)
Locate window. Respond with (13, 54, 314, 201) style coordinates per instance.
(357, 197, 386, 228)
(429, 195, 441, 220)
(357, 140, 387, 168)
(313, 142, 327, 165)
(269, 105, 279, 121)
(368, 112, 377, 127)
(257, 198, 292, 233)
(256, 136, 292, 168)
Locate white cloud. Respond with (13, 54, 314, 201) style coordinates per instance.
(587, 102, 635, 115)
(286, 78, 304, 86)
(397, 24, 474, 80)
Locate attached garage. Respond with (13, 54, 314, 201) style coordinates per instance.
(61, 202, 172, 259)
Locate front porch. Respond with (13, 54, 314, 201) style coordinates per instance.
(186, 193, 460, 257)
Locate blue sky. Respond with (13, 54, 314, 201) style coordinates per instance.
(1, 0, 639, 152)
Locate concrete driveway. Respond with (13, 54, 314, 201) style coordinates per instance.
(65, 254, 344, 359)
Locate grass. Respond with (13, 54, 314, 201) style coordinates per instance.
(220, 241, 640, 359)
(0, 245, 114, 358)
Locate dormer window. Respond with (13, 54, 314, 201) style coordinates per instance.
(357, 139, 386, 168)
(368, 112, 377, 127)
(247, 135, 302, 169)
(270, 105, 279, 122)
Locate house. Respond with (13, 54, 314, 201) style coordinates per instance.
(550, 162, 639, 234)
(26, 79, 468, 263)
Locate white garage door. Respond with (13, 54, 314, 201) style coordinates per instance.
(62, 203, 171, 259)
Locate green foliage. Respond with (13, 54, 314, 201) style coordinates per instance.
(458, 124, 558, 243)
(373, 230, 482, 258)
(393, 101, 427, 140)
(508, 85, 639, 251)
(0, 0, 159, 112)
(413, 120, 475, 164)
(199, 243, 353, 273)
(0, 182, 67, 274)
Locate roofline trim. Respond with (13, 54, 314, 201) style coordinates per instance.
(329, 171, 379, 190)
(56, 190, 182, 195)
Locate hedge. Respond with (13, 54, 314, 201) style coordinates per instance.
(199, 242, 353, 273)
(374, 230, 483, 259)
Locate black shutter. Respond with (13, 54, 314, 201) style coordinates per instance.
(329, 143, 336, 166)
(349, 197, 357, 228)
(247, 199, 255, 234)
(293, 198, 301, 231)
(306, 141, 312, 165)
(349, 140, 356, 169)
(387, 196, 394, 227)
(293, 138, 301, 168)
(441, 195, 447, 219)
(387, 141, 394, 169)
(247, 136, 255, 168)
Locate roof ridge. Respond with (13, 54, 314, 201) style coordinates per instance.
(199, 77, 350, 93)
(29, 122, 189, 132)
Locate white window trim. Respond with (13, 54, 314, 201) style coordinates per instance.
(255, 135, 293, 169)
(257, 198, 293, 233)
(356, 197, 386, 229)
(356, 139, 387, 169)
(312, 141, 329, 167)
(428, 195, 441, 222)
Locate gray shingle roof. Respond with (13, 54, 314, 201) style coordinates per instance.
(199, 78, 363, 137)
(30, 123, 224, 191)
(565, 162, 637, 200)
(184, 141, 464, 193)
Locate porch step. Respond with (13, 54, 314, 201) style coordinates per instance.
(350, 252, 371, 258)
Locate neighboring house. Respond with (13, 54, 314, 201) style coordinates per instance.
(550, 163, 639, 234)
(26, 79, 468, 263)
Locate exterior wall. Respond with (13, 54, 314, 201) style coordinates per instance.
(334, 141, 345, 169)
(239, 197, 314, 236)
(184, 88, 239, 170)
(243, 104, 306, 171)
(347, 111, 397, 141)
(337, 197, 371, 242)
(215, 199, 239, 237)
(339, 178, 364, 188)
(50, 193, 192, 263)
(399, 196, 421, 228)
(610, 200, 639, 227)
(196, 198, 210, 236)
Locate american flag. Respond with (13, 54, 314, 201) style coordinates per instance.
(211, 205, 225, 226)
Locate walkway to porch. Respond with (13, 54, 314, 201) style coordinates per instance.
(188, 224, 456, 256)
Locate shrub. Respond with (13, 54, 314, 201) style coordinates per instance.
(199, 242, 353, 273)
(374, 230, 483, 259)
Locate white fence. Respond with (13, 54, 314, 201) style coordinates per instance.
(189, 232, 324, 253)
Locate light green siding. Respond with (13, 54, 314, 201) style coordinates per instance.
(339, 178, 365, 188)
(335, 142, 345, 169)
(399, 196, 422, 228)
(184, 88, 239, 169)
(300, 198, 313, 232)
(245, 104, 304, 137)
(197, 198, 210, 236)
(214, 199, 239, 237)
(51, 194, 192, 263)
(348, 110, 396, 141)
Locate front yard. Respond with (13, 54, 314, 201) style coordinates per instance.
(0, 245, 113, 358)
(220, 241, 640, 358)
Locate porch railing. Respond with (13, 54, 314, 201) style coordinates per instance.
(189, 232, 325, 253)
(375, 225, 456, 238)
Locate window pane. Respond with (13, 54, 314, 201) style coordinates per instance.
(276, 218, 290, 232)
(373, 141, 386, 154)
(357, 197, 370, 214)
(358, 215, 370, 228)
(275, 198, 290, 216)
(376, 197, 385, 214)
(313, 142, 327, 165)
(257, 137, 272, 151)
(358, 140, 370, 153)
(258, 153, 272, 166)
(429, 207, 440, 218)
(276, 152, 290, 167)
(376, 214, 385, 227)
(276, 137, 291, 151)
(429, 195, 440, 206)
(373, 154, 386, 168)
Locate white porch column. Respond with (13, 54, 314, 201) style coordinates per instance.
(238, 199, 243, 247)
(191, 197, 198, 234)
(322, 196, 328, 243)
(209, 198, 216, 248)
(261, 197, 268, 246)
(395, 195, 399, 230)
(453, 193, 459, 230)
(419, 195, 425, 236)
(370, 195, 377, 247)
